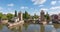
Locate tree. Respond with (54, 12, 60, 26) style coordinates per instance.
(32, 13, 39, 19)
(7, 13, 14, 20)
(45, 12, 50, 22)
(2, 15, 7, 20)
(15, 10, 17, 17)
(0, 13, 8, 20)
(34, 13, 39, 19)
(23, 11, 30, 19)
(0, 13, 3, 20)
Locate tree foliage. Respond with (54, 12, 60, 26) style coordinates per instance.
(15, 10, 17, 17)
(7, 13, 14, 20)
(0, 13, 3, 20)
(23, 11, 30, 19)
(45, 13, 50, 21)
(2, 15, 7, 20)
(32, 13, 39, 19)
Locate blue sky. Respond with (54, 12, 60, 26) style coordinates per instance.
(0, 0, 60, 15)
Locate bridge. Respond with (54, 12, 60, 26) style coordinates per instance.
(24, 18, 47, 24)
(24, 18, 41, 24)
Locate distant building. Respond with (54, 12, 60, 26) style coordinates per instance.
(51, 14, 58, 23)
(51, 14, 58, 20)
(40, 10, 45, 22)
(11, 11, 23, 22)
(18, 11, 23, 21)
(58, 13, 60, 21)
(11, 17, 19, 22)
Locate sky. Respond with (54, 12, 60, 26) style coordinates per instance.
(0, 0, 60, 15)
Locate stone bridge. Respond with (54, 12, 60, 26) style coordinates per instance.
(24, 19, 41, 24)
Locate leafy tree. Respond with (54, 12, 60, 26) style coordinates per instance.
(45, 12, 50, 22)
(23, 11, 30, 19)
(32, 13, 39, 19)
(0, 13, 3, 20)
(15, 10, 17, 17)
(2, 15, 7, 20)
(34, 13, 39, 19)
(7, 13, 14, 20)
(0, 13, 8, 20)
(23, 13, 25, 19)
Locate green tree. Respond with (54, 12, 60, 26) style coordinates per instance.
(7, 13, 14, 20)
(2, 15, 7, 20)
(15, 10, 17, 17)
(45, 12, 50, 22)
(32, 13, 39, 19)
(0, 13, 3, 20)
(23, 11, 30, 19)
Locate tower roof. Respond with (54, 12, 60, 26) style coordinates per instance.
(41, 10, 44, 14)
(18, 11, 22, 13)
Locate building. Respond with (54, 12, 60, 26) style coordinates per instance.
(18, 11, 23, 21)
(58, 13, 60, 21)
(11, 17, 19, 22)
(11, 11, 23, 23)
(51, 14, 58, 23)
(8, 11, 24, 27)
(40, 10, 45, 22)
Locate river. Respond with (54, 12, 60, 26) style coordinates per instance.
(0, 23, 60, 32)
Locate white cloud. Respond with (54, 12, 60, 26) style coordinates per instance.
(51, 1, 57, 5)
(31, 0, 46, 5)
(20, 6, 28, 9)
(3, 12, 14, 14)
(0, 7, 3, 10)
(39, 5, 44, 7)
(39, 8, 48, 14)
(8, 12, 15, 14)
(40, 8, 48, 11)
(49, 11, 60, 15)
(50, 6, 60, 10)
(39, 6, 60, 15)
(49, 6, 60, 15)
(7, 3, 14, 7)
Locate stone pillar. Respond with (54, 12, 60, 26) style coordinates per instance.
(18, 11, 23, 21)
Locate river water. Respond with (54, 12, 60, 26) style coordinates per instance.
(0, 23, 60, 32)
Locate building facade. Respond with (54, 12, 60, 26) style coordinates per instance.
(51, 14, 58, 23)
(40, 10, 45, 22)
(18, 11, 23, 21)
(58, 13, 60, 21)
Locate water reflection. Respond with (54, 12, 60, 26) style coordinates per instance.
(0, 24, 3, 30)
(23, 23, 29, 30)
(53, 24, 60, 32)
(0, 23, 60, 32)
(40, 25, 45, 32)
(53, 24, 60, 29)
(8, 25, 23, 32)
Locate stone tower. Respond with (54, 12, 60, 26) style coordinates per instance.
(18, 11, 23, 21)
(40, 10, 45, 22)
